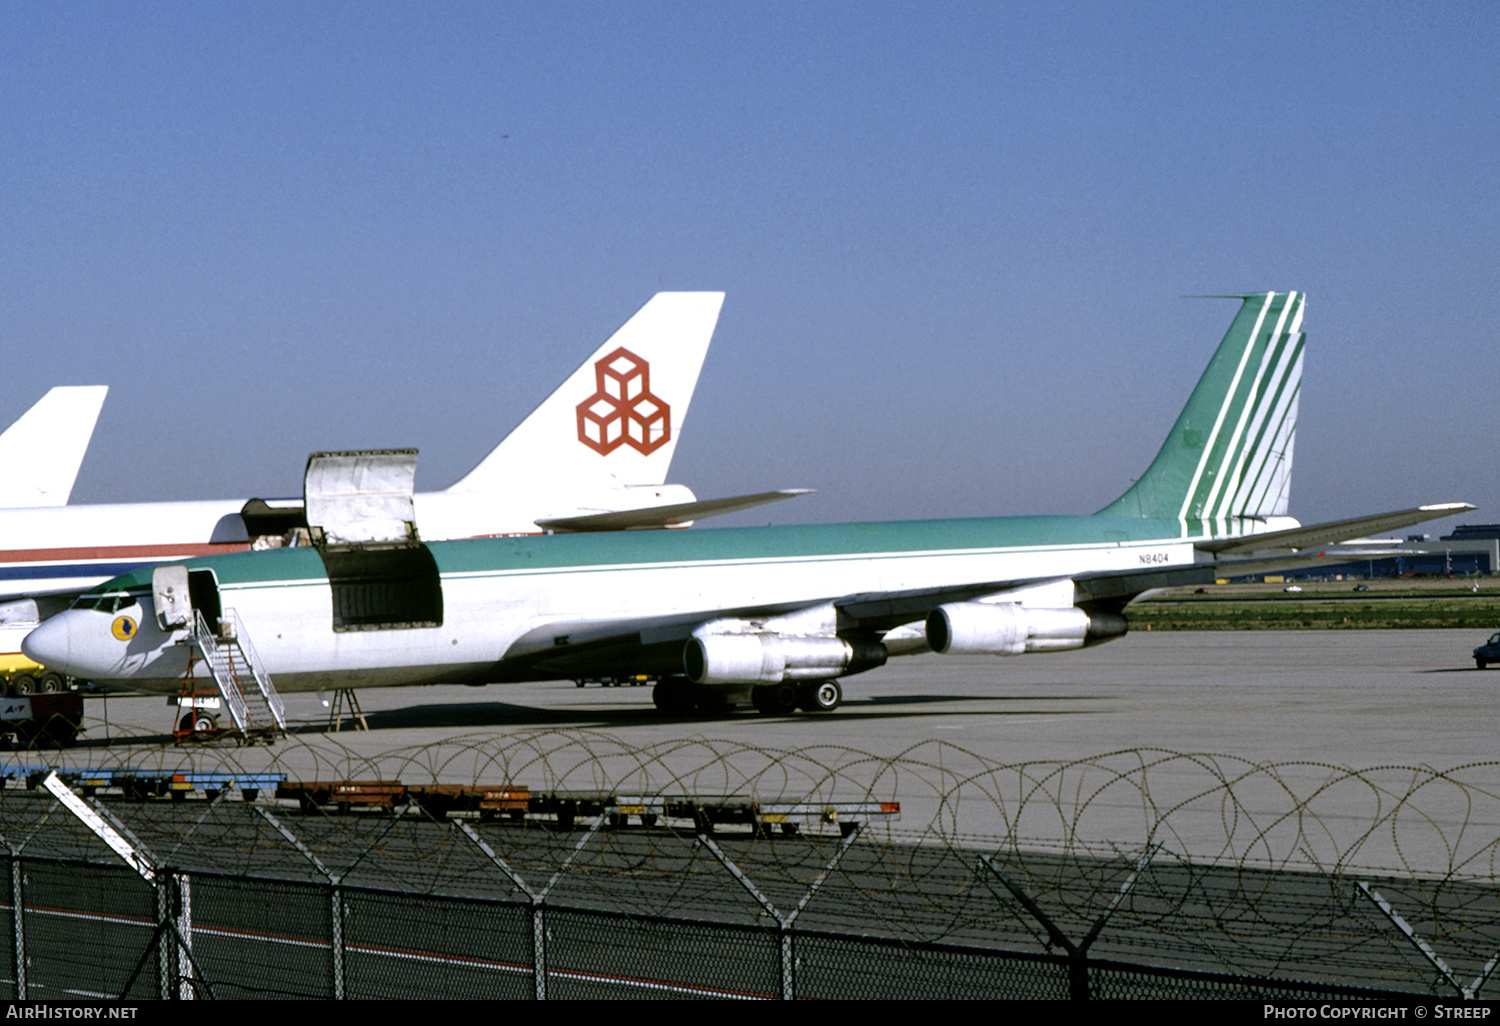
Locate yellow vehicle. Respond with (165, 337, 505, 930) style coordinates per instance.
(0, 652, 69, 697)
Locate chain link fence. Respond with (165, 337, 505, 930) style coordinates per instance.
(1, 735, 1498, 999)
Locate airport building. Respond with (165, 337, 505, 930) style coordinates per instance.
(1278, 523, 1498, 580)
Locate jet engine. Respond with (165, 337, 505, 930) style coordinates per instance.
(925, 602, 1127, 656)
(684, 632, 887, 685)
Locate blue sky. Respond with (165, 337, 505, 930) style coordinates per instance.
(2, 2, 1495, 535)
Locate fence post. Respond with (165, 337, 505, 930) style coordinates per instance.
(10, 855, 24, 1000)
(457, 817, 594, 1000)
(456, 820, 545, 997)
(980, 843, 1158, 1000)
(156, 872, 171, 1000)
(254, 806, 345, 998)
(153, 872, 200, 999)
(176, 873, 193, 1000)
(700, 823, 864, 999)
(331, 884, 345, 1000)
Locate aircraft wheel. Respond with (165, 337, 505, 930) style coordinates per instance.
(797, 679, 842, 713)
(751, 682, 798, 716)
(11, 674, 36, 697)
(39, 672, 64, 694)
(652, 676, 696, 714)
(179, 711, 217, 733)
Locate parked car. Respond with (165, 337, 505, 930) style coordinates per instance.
(1475, 632, 1500, 670)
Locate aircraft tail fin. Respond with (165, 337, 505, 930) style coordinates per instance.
(1098, 292, 1304, 521)
(0, 386, 108, 507)
(446, 292, 725, 494)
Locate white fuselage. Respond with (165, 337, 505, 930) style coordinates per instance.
(24, 517, 1203, 693)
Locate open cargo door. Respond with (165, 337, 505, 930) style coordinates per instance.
(303, 450, 443, 631)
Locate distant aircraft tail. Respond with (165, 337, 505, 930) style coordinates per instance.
(0, 386, 108, 507)
(446, 292, 725, 495)
(1097, 292, 1304, 522)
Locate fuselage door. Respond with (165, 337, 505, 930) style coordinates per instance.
(304, 449, 419, 546)
(152, 565, 191, 631)
(188, 569, 223, 630)
(151, 565, 223, 632)
(303, 449, 443, 631)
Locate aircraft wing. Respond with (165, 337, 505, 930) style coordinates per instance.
(534, 489, 813, 532)
(496, 501, 1478, 678)
(1198, 503, 1476, 557)
(499, 575, 1100, 681)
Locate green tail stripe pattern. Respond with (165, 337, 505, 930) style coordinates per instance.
(1098, 292, 1304, 522)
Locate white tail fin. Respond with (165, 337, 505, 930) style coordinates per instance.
(0, 386, 108, 507)
(446, 292, 725, 494)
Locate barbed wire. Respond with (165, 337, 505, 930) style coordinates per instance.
(17, 721, 1500, 881)
(7, 723, 1500, 993)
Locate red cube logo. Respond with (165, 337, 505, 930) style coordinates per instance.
(576, 347, 671, 455)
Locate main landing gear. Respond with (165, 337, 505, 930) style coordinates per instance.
(651, 676, 843, 716)
(752, 679, 842, 715)
(797, 679, 843, 713)
(651, 676, 698, 714)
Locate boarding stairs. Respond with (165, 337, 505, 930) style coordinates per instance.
(186, 608, 286, 738)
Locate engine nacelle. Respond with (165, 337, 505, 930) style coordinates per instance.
(925, 602, 1127, 656)
(684, 633, 887, 684)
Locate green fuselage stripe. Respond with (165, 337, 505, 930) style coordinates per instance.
(85, 513, 1199, 594)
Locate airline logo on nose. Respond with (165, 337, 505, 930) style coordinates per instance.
(576, 347, 671, 455)
(112, 616, 137, 641)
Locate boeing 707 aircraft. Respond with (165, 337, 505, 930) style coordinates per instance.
(26, 292, 1472, 715)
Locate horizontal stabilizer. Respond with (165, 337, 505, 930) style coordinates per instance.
(1198, 503, 1476, 557)
(535, 489, 813, 532)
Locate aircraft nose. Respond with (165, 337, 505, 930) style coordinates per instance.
(23, 609, 133, 680)
(24, 606, 182, 689)
(21, 614, 74, 674)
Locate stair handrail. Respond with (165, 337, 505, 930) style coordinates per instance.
(221, 607, 286, 729)
(189, 609, 250, 730)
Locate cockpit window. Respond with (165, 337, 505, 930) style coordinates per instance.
(73, 591, 137, 614)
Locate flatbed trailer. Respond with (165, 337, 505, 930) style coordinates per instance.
(274, 780, 532, 817)
(3, 766, 285, 801)
(274, 780, 899, 835)
(533, 791, 901, 836)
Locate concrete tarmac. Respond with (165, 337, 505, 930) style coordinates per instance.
(49, 628, 1500, 876)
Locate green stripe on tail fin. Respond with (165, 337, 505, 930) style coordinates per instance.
(1098, 292, 1304, 521)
